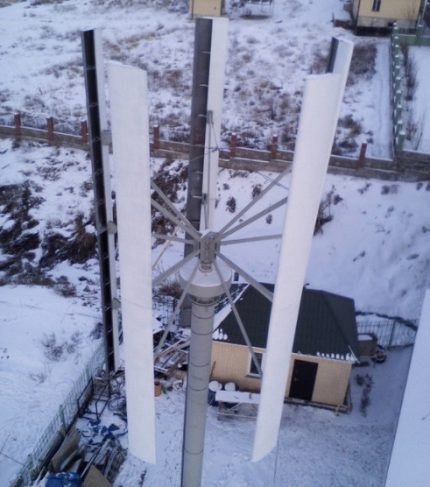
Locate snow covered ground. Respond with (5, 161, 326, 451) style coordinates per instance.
(101, 348, 412, 487)
(1, 138, 428, 485)
(0, 0, 423, 157)
(408, 46, 430, 153)
(1, 0, 430, 485)
(0, 285, 101, 484)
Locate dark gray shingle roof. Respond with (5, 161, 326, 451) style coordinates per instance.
(214, 284, 359, 360)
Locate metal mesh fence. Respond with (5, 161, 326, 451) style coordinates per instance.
(356, 318, 417, 348)
(9, 344, 105, 487)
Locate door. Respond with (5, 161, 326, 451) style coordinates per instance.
(289, 359, 318, 401)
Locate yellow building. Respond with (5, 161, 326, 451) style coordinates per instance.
(211, 285, 359, 410)
(189, 0, 224, 17)
(352, 0, 424, 30)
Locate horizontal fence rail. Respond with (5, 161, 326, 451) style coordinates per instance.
(0, 112, 430, 180)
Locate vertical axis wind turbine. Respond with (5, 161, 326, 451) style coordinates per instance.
(91, 21, 353, 487)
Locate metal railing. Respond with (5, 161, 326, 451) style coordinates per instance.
(9, 344, 105, 487)
(357, 317, 417, 348)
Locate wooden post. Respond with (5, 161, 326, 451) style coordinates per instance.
(153, 125, 160, 151)
(80, 120, 88, 144)
(14, 113, 21, 138)
(230, 133, 237, 158)
(270, 134, 278, 160)
(357, 142, 367, 168)
(47, 117, 54, 142)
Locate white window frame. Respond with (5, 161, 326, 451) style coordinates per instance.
(247, 351, 265, 377)
(372, 0, 382, 12)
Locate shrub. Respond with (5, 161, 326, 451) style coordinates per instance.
(226, 196, 237, 213)
(359, 374, 374, 417)
(348, 43, 377, 86)
(252, 184, 262, 199)
(42, 333, 65, 362)
(158, 280, 182, 299)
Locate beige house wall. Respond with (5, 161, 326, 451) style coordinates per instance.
(354, 0, 422, 28)
(190, 0, 223, 17)
(211, 341, 265, 392)
(211, 342, 352, 407)
(286, 354, 352, 407)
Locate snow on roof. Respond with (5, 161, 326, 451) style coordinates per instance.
(384, 290, 430, 487)
(214, 284, 359, 360)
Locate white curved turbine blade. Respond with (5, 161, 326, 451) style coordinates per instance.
(93, 29, 121, 371)
(200, 17, 229, 231)
(108, 62, 156, 463)
(252, 39, 353, 462)
(385, 290, 430, 487)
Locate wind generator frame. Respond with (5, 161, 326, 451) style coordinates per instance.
(83, 20, 353, 487)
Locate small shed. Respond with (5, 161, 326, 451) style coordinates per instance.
(211, 284, 360, 409)
(190, 0, 224, 17)
(352, 0, 424, 31)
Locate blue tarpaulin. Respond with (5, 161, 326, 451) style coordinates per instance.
(45, 472, 82, 487)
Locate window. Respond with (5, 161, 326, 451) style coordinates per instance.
(248, 351, 264, 377)
(372, 0, 381, 12)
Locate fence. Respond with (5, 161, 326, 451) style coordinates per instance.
(9, 344, 105, 487)
(356, 318, 417, 348)
(390, 24, 406, 152)
(390, 24, 430, 154)
(393, 25, 430, 47)
(0, 111, 429, 181)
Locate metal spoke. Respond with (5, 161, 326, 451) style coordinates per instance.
(154, 259, 200, 353)
(152, 179, 201, 241)
(153, 249, 199, 287)
(153, 233, 194, 244)
(221, 234, 282, 246)
(220, 197, 287, 240)
(152, 226, 179, 271)
(217, 252, 273, 303)
(256, 171, 289, 191)
(213, 262, 263, 377)
(217, 169, 288, 237)
(202, 193, 209, 231)
(151, 198, 200, 243)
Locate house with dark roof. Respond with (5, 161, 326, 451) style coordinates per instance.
(211, 284, 360, 409)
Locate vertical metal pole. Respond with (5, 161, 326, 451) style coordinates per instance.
(182, 18, 213, 328)
(185, 18, 212, 248)
(181, 298, 216, 487)
(81, 29, 120, 373)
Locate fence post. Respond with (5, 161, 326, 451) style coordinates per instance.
(388, 320, 397, 348)
(80, 120, 88, 144)
(47, 117, 54, 142)
(14, 113, 21, 138)
(26, 453, 35, 481)
(270, 134, 278, 160)
(59, 405, 67, 432)
(153, 125, 160, 151)
(230, 133, 237, 158)
(357, 142, 367, 168)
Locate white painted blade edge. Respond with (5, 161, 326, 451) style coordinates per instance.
(108, 62, 156, 464)
(384, 290, 430, 487)
(253, 40, 353, 462)
(200, 17, 229, 231)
